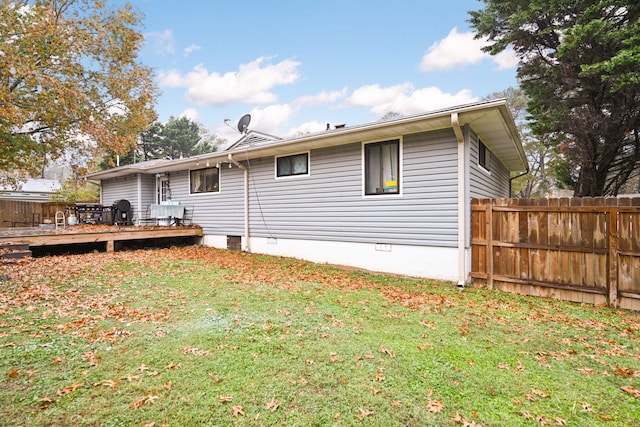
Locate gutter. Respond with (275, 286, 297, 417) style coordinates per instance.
(227, 154, 250, 252)
(509, 170, 529, 198)
(451, 113, 466, 288)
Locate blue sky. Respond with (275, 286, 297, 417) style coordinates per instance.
(134, 0, 518, 145)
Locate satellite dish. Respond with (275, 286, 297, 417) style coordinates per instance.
(237, 114, 251, 133)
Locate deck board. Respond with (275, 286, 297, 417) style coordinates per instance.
(0, 225, 203, 251)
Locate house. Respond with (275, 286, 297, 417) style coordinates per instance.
(87, 99, 528, 285)
(0, 178, 62, 201)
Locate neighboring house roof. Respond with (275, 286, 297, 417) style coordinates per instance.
(87, 99, 528, 181)
(0, 178, 62, 201)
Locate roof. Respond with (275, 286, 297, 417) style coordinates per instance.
(225, 130, 283, 151)
(87, 99, 528, 180)
(0, 178, 62, 201)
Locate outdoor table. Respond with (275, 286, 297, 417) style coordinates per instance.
(150, 204, 185, 226)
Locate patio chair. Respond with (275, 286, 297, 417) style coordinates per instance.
(135, 206, 157, 226)
(180, 205, 194, 225)
(55, 211, 65, 228)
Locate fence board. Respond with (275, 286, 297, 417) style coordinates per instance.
(1, 200, 74, 227)
(470, 197, 640, 310)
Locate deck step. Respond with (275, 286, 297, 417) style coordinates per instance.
(0, 243, 32, 263)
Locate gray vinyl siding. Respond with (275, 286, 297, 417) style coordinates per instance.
(102, 175, 141, 212)
(245, 129, 459, 247)
(469, 130, 510, 198)
(168, 168, 245, 235)
(139, 175, 155, 212)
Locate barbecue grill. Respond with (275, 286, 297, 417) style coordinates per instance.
(112, 199, 132, 225)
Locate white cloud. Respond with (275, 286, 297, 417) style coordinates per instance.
(157, 57, 301, 106)
(214, 104, 294, 144)
(145, 29, 176, 55)
(348, 83, 477, 116)
(183, 43, 201, 56)
(293, 88, 348, 108)
(247, 104, 293, 135)
(286, 120, 327, 137)
(420, 27, 518, 71)
(179, 108, 199, 121)
(493, 48, 519, 70)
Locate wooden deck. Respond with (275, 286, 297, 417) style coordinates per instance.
(0, 224, 203, 253)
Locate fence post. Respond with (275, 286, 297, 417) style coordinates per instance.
(608, 206, 619, 308)
(487, 200, 494, 290)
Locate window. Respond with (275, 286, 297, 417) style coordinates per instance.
(365, 139, 400, 195)
(190, 167, 219, 194)
(479, 140, 491, 171)
(276, 153, 309, 177)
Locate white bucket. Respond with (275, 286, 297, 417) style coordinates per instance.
(68, 215, 78, 226)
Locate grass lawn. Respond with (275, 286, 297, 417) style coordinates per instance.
(0, 246, 639, 426)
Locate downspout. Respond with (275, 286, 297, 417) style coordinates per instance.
(227, 154, 250, 252)
(451, 113, 466, 288)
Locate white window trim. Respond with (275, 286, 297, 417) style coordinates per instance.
(274, 151, 311, 180)
(188, 166, 222, 196)
(362, 137, 403, 198)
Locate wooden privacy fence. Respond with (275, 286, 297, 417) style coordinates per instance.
(471, 197, 640, 310)
(0, 200, 73, 227)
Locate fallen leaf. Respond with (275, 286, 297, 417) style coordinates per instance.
(554, 417, 567, 425)
(355, 407, 374, 420)
(93, 379, 120, 388)
(379, 344, 395, 358)
(130, 397, 146, 410)
(615, 366, 634, 378)
(56, 382, 84, 395)
(130, 395, 159, 410)
(532, 388, 550, 398)
(7, 368, 19, 378)
(208, 372, 223, 382)
(581, 402, 592, 412)
(232, 405, 245, 417)
(427, 399, 445, 413)
(263, 397, 280, 412)
(520, 411, 533, 420)
(536, 415, 551, 425)
(81, 351, 101, 366)
(621, 385, 640, 399)
(371, 387, 381, 395)
(218, 394, 233, 403)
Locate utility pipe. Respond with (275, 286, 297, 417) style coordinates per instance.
(451, 113, 466, 288)
(227, 154, 250, 252)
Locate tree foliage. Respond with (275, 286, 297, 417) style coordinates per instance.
(0, 0, 157, 179)
(484, 87, 557, 197)
(470, 0, 640, 196)
(100, 116, 222, 168)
